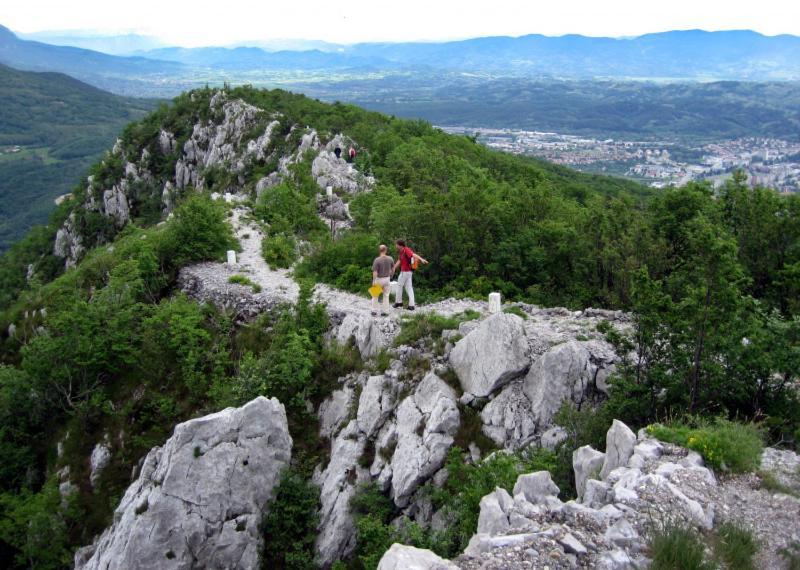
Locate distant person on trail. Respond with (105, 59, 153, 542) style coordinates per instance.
(334, 146, 342, 159)
(371, 245, 394, 316)
(348, 146, 357, 162)
(392, 239, 429, 311)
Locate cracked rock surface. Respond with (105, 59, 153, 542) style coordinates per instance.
(74, 397, 292, 570)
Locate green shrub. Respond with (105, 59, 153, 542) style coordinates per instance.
(429, 447, 558, 557)
(649, 523, 716, 570)
(393, 310, 479, 347)
(713, 521, 758, 570)
(453, 405, 495, 454)
(261, 468, 320, 570)
(313, 341, 364, 406)
(503, 305, 528, 320)
(295, 231, 377, 295)
(230, 284, 329, 413)
(228, 274, 262, 293)
(369, 349, 392, 374)
(757, 470, 798, 497)
(349, 483, 449, 570)
(0, 481, 73, 569)
(647, 419, 763, 473)
(141, 295, 223, 399)
(162, 194, 237, 268)
(262, 232, 297, 269)
(254, 182, 324, 237)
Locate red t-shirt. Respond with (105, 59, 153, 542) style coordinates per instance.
(399, 247, 415, 272)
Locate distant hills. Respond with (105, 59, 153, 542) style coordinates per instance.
(1, 23, 799, 250)
(17, 29, 165, 55)
(0, 25, 185, 94)
(136, 29, 800, 80)
(3, 25, 800, 84)
(344, 30, 800, 80)
(0, 63, 156, 249)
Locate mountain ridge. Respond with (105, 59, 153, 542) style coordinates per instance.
(4, 24, 800, 81)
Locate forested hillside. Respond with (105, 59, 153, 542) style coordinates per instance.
(0, 87, 796, 569)
(305, 75, 800, 142)
(0, 63, 156, 250)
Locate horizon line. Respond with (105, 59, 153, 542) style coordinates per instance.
(10, 26, 800, 51)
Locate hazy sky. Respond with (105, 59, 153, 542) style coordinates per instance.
(2, 0, 799, 46)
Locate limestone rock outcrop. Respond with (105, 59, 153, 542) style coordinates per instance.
(444, 419, 719, 569)
(601, 419, 637, 478)
(74, 397, 292, 570)
(314, 419, 369, 567)
(523, 340, 611, 427)
(378, 543, 458, 570)
(53, 213, 84, 267)
(390, 372, 460, 506)
(450, 313, 530, 398)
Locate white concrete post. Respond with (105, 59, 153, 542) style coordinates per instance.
(226, 250, 237, 265)
(488, 292, 502, 314)
(326, 185, 333, 197)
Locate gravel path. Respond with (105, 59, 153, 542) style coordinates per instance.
(228, 204, 486, 319)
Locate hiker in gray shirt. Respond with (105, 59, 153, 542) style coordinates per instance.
(371, 245, 394, 316)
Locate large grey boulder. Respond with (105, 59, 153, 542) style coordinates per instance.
(75, 397, 292, 570)
(480, 381, 535, 449)
(318, 384, 355, 439)
(450, 313, 530, 398)
(336, 313, 387, 359)
(390, 373, 460, 506)
(477, 487, 514, 534)
(573, 445, 606, 501)
(102, 184, 130, 228)
(314, 420, 368, 567)
(377, 543, 457, 570)
(311, 149, 373, 194)
(512, 471, 560, 504)
(601, 420, 637, 479)
(53, 213, 84, 268)
(357, 375, 399, 437)
(89, 439, 111, 489)
(523, 340, 597, 426)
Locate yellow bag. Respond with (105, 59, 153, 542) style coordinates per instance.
(368, 284, 383, 298)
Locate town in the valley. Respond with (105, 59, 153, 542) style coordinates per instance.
(441, 127, 800, 193)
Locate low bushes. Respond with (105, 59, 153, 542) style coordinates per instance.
(648, 523, 716, 570)
(429, 447, 558, 557)
(228, 274, 262, 293)
(648, 519, 759, 570)
(393, 309, 479, 347)
(647, 419, 763, 473)
(262, 232, 297, 269)
(714, 521, 759, 570)
(260, 468, 320, 570)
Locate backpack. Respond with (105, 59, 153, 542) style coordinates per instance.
(404, 248, 418, 271)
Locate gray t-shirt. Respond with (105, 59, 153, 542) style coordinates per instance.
(372, 255, 394, 278)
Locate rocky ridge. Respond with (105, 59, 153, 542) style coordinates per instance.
(74, 397, 292, 570)
(50, 89, 797, 570)
(380, 420, 800, 570)
(52, 90, 373, 268)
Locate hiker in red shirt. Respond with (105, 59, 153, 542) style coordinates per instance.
(392, 239, 428, 310)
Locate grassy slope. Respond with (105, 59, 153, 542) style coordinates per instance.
(0, 63, 157, 250)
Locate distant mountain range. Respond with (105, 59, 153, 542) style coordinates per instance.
(3, 24, 800, 84)
(0, 25, 185, 94)
(18, 29, 165, 56)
